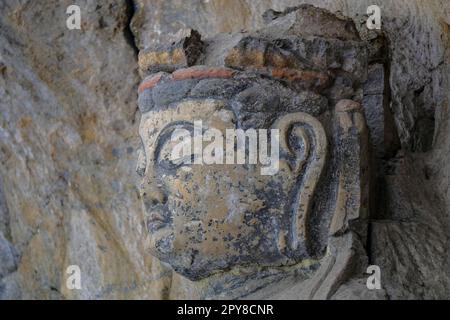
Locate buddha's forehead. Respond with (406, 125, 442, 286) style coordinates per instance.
(139, 99, 236, 145)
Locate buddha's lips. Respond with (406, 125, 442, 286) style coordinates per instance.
(147, 211, 170, 232)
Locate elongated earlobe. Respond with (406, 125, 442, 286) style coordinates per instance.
(273, 112, 328, 256)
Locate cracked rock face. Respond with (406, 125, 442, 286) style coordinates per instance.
(0, 0, 169, 299)
(0, 0, 449, 300)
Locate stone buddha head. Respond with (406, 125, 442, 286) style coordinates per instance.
(136, 5, 370, 297)
(137, 68, 331, 280)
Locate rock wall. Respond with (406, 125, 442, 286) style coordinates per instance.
(0, 0, 170, 299)
(0, 0, 449, 299)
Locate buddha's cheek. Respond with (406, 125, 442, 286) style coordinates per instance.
(171, 222, 253, 261)
(171, 219, 204, 253)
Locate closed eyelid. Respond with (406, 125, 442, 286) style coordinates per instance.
(154, 121, 195, 168)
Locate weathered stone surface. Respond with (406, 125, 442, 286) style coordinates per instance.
(0, 0, 171, 299)
(331, 278, 388, 300)
(138, 29, 204, 74)
(259, 5, 360, 41)
(362, 63, 400, 159)
(0, 0, 449, 300)
(131, 0, 450, 299)
(371, 154, 450, 299)
(0, 232, 18, 279)
(131, 0, 449, 152)
(225, 29, 367, 94)
(136, 6, 372, 299)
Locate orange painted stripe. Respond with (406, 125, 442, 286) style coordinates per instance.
(172, 67, 235, 81)
(138, 73, 164, 93)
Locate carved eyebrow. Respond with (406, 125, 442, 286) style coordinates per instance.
(154, 121, 195, 163)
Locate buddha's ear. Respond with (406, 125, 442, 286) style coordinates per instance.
(272, 112, 328, 255)
(272, 112, 328, 175)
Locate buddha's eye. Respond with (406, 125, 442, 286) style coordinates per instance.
(156, 123, 195, 171)
(158, 139, 194, 170)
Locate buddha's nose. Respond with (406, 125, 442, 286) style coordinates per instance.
(140, 175, 167, 207)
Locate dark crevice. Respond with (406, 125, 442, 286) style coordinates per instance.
(381, 38, 401, 160)
(365, 32, 395, 265)
(124, 0, 139, 58)
(367, 220, 374, 265)
(0, 175, 12, 242)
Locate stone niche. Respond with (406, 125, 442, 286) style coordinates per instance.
(136, 5, 373, 299)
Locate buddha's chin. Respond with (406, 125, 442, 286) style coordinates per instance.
(148, 227, 174, 258)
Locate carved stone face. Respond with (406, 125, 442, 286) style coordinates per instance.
(136, 5, 371, 298)
(138, 94, 327, 280)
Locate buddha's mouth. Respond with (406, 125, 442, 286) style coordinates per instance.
(147, 209, 171, 232)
